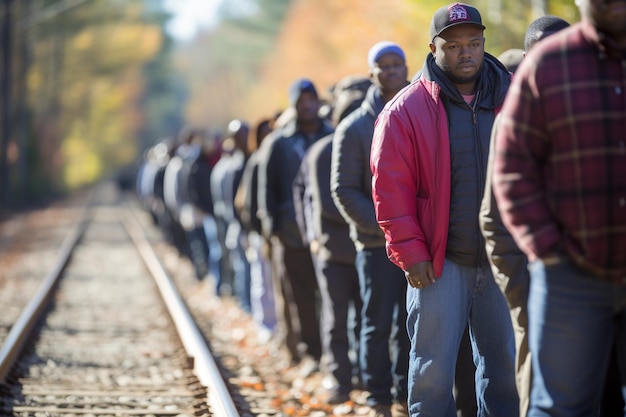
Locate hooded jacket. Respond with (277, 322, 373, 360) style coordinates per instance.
(294, 134, 356, 264)
(331, 84, 387, 251)
(257, 117, 334, 248)
(370, 52, 510, 277)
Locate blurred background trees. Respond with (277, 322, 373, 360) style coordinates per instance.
(0, 0, 183, 206)
(0, 0, 579, 209)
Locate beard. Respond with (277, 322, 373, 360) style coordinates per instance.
(436, 55, 482, 86)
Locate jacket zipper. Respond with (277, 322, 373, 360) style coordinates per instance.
(470, 91, 488, 267)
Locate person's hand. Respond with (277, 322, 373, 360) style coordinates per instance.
(539, 243, 565, 266)
(404, 261, 436, 289)
(309, 239, 319, 255)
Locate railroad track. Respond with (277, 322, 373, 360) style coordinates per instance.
(0, 183, 374, 417)
(0, 184, 240, 416)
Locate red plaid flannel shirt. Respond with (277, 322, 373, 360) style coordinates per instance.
(493, 20, 626, 284)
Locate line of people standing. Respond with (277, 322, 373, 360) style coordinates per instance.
(137, 3, 626, 416)
(370, 2, 625, 417)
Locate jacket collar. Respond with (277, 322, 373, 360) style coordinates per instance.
(281, 117, 330, 137)
(421, 52, 510, 109)
(361, 84, 385, 117)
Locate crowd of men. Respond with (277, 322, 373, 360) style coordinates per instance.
(136, 2, 626, 417)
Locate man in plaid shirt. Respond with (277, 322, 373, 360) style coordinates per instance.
(492, 0, 626, 415)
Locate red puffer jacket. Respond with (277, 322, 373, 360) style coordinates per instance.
(370, 76, 451, 278)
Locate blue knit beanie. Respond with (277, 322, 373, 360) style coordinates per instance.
(289, 78, 318, 106)
(367, 41, 405, 68)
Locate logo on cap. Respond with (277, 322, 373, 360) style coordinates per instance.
(448, 4, 471, 23)
(430, 3, 485, 41)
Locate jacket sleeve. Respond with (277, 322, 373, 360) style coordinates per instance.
(257, 135, 279, 240)
(320, 142, 348, 226)
(234, 156, 254, 231)
(370, 107, 432, 271)
(492, 68, 561, 261)
(293, 155, 310, 246)
(209, 161, 226, 221)
(480, 115, 530, 292)
(330, 119, 381, 236)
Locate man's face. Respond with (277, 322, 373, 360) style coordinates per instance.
(430, 25, 485, 90)
(370, 52, 408, 94)
(294, 91, 320, 122)
(578, 0, 626, 41)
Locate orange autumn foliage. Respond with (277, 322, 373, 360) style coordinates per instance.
(180, 0, 580, 133)
(242, 0, 435, 122)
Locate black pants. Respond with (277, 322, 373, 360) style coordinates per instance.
(273, 240, 322, 362)
(313, 256, 362, 391)
(454, 325, 478, 417)
(600, 341, 625, 417)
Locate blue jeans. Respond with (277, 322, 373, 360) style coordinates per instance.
(406, 258, 518, 417)
(226, 221, 251, 313)
(527, 257, 626, 417)
(203, 215, 222, 285)
(356, 247, 409, 406)
(247, 231, 276, 332)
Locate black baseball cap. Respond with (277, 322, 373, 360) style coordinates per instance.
(430, 3, 485, 41)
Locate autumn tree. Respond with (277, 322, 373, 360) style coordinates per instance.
(175, 0, 578, 131)
(0, 0, 182, 206)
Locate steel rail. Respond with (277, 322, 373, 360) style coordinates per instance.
(0, 205, 90, 383)
(122, 207, 240, 417)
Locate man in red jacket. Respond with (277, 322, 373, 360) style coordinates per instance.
(370, 3, 518, 416)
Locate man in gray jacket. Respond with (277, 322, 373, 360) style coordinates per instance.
(293, 83, 368, 405)
(330, 41, 410, 417)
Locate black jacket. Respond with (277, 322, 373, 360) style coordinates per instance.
(257, 117, 334, 248)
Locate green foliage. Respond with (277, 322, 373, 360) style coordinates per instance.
(137, 7, 186, 152)
(1, 0, 581, 207)
(174, 0, 579, 131)
(2, 0, 182, 204)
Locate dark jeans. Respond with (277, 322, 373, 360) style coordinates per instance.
(527, 257, 626, 416)
(186, 226, 209, 280)
(314, 256, 362, 392)
(214, 215, 234, 295)
(455, 325, 478, 417)
(273, 239, 322, 362)
(356, 247, 409, 406)
(227, 222, 251, 313)
(600, 341, 626, 417)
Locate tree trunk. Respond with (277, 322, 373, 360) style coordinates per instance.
(0, 0, 13, 208)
